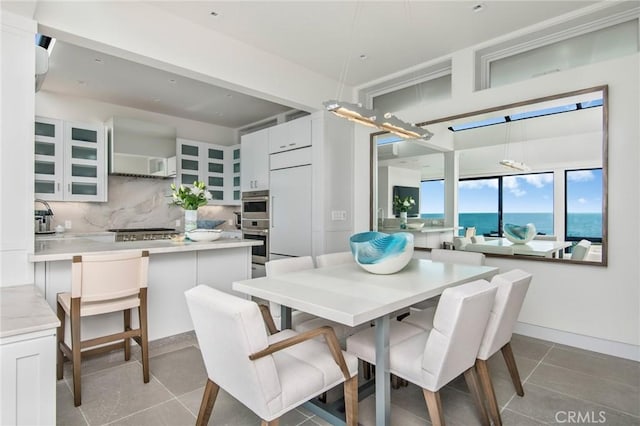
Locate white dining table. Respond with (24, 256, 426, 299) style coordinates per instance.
(232, 258, 499, 426)
(480, 238, 572, 258)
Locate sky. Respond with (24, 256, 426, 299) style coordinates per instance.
(420, 169, 602, 214)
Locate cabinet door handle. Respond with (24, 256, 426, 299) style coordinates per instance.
(279, 145, 286, 149)
(68, 183, 71, 192)
(288, 143, 296, 146)
(57, 183, 60, 191)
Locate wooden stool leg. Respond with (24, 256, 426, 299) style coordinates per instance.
(501, 342, 524, 396)
(56, 301, 65, 380)
(464, 367, 490, 426)
(196, 379, 219, 426)
(123, 308, 131, 361)
(362, 360, 371, 380)
(70, 298, 82, 407)
(139, 288, 150, 383)
(423, 389, 445, 426)
(476, 359, 502, 426)
(343, 375, 358, 426)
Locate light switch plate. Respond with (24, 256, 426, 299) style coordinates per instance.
(331, 210, 347, 221)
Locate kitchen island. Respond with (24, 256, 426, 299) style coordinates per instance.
(380, 226, 458, 249)
(30, 237, 261, 341)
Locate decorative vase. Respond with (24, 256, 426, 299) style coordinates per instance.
(349, 231, 414, 274)
(184, 209, 198, 233)
(503, 223, 536, 244)
(400, 211, 408, 229)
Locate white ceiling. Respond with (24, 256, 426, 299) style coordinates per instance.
(35, 1, 599, 129)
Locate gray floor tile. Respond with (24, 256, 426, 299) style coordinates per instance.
(62, 348, 138, 379)
(501, 408, 547, 425)
(150, 346, 207, 396)
(528, 363, 640, 417)
(506, 382, 640, 425)
(108, 399, 196, 425)
(358, 393, 432, 426)
(543, 346, 640, 389)
(74, 362, 173, 425)
(177, 385, 311, 425)
(56, 381, 88, 426)
(510, 334, 554, 362)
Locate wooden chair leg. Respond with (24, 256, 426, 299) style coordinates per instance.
(139, 289, 150, 383)
(391, 374, 401, 389)
(123, 308, 131, 361)
(475, 359, 502, 426)
(261, 420, 279, 426)
(343, 375, 358, 426)
(463, 367, 490, 426)
(501, 342, 524, 396)
(422, 389, 445, 426)
(56, 301, 65, 380)
(363, 360, 372, 380)
(318, 392, 327, 403)
(70, 298, 82, 407)
(196, 379, 219, 426)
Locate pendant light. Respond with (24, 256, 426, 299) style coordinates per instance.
(500, 119, 530, 171)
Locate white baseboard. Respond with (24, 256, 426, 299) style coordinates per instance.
(514, 322, 640, 362)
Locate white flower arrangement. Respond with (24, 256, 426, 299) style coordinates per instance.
(170, 181, 212, 210)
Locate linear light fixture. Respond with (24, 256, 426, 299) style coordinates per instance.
(499, 159, 530, 172)
(323, 100, 379, 129)
(377, 113, 433, 140)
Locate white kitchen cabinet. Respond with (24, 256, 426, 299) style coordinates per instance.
(34, 117, 107, 202)
(270, 163, 312, 257)
(230, 144, 241, 203)
(177, 139, 239, 205)
(240, 128, 269, 192)
(268, 115, 311, 154)
(1, 331, 57, 426)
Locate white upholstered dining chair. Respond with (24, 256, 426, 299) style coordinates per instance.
(347, 279, 498, 426)
(401, 268, 533, 426)
(570, 239, 592, 260)
(315, 251, 354, 268)
(265, 256, 351, 340)
(56, 250, 150, 407)
(185, 285, 359, 426)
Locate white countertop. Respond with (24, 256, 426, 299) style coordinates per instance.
(0, 285, 60, 339)
(30, 237, 262, 262)
(380, 226, 458, 234)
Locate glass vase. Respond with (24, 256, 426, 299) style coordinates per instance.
(184, 209, 198, 232)
(400, 211, 408, 229)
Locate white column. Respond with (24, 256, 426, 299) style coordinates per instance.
(1, 11, 36, 286)
(444, 151, 460, 233)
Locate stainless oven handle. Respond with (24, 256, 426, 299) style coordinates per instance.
(243, 229, 268, 236)
(242, 196, 269, 202)
(271, 195, 275, 228)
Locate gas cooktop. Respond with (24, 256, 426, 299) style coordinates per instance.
(107, 228, 178, 242)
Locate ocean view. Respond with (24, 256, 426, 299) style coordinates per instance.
(421, 212, 602, 239)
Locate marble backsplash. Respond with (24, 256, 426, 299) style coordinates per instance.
(46, 176, 240, 233)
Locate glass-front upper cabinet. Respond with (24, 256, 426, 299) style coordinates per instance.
(35, 117, 106, 202)
(204, 146, 225, 201)
(64, 122, 106, 201)
(176, 139, 241, 206)
(231, 144, 241, 203)
(34, 117, 64, 200)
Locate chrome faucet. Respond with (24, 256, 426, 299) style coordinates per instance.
(34, 199, 54, 233)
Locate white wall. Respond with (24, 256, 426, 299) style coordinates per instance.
(1, 11, 36, 286)
(360, 53, 640, 358)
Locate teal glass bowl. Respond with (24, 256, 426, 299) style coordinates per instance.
(349, 231, 414, 274)
(503, 223, 536, 244)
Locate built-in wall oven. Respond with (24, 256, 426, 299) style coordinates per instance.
(242, 190, 270, 264)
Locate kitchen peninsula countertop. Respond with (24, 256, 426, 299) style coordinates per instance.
(380, 226, 459, 233)
(0, 285, 59, 339)
(30, 237, 262, 262)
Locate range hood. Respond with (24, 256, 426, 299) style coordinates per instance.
(107, 117, 177, 178)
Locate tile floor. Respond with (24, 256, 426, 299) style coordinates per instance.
(57, 332, 640, 425)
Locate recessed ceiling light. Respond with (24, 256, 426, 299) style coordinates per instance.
(359, 54, 368, 60)
(210, 11, 219, 17)
(472, 3, 485, 12)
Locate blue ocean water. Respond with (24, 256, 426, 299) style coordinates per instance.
(421, 212, 602, 238)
